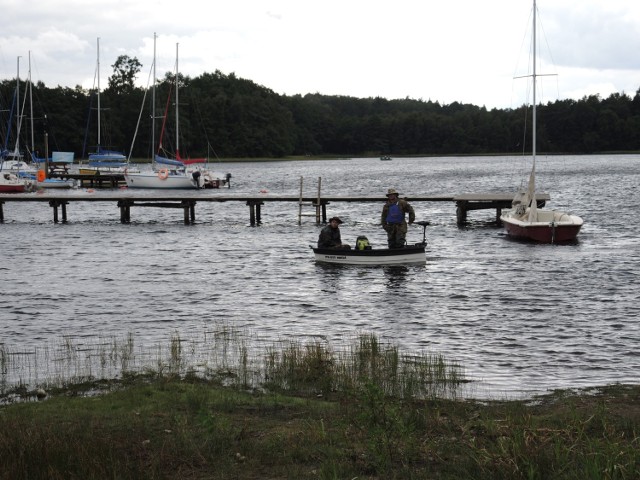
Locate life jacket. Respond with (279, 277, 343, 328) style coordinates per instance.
(356, 236, 370, 250)
(386, 203, 404, 224)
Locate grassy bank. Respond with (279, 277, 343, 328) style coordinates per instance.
(1, 334, 639, 479)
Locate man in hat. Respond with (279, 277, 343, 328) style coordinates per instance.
(318, 216, 350, 249)
(381, 188, 415, 248)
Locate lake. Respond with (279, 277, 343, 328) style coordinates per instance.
(1, 154, 639, 399)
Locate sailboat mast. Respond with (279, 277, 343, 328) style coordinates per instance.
(15, 56, 21, 157)
(96, 37, 101, 149)
(532, 0, 537, 162)
(29, 52, 34, 153)
(152, 33, 156, 160)
(175, 42, 179, 158)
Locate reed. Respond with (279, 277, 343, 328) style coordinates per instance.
(1, 328, 465, 401)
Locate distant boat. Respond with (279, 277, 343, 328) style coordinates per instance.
(380, 155, 392, 161)
(500, 0, 583, 244)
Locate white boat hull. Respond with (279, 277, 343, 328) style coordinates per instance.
(124, 170, 202, 189)
(312, 245, 426, 265)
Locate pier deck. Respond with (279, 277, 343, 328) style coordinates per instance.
(0, 192, 548, 225)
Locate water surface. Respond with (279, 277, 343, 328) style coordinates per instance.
(1, 154, 638, 398)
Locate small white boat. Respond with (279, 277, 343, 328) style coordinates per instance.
(311, 221, 430, 265)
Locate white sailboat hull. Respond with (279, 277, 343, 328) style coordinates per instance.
(123, 170, 202, 189)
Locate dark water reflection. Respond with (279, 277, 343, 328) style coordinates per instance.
(1, 154, 639, 398)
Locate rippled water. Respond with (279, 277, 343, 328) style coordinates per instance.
(2, 154, 639, 398)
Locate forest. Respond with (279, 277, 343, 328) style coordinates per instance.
(2, 53, 640, 161)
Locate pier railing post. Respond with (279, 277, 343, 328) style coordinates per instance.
(298, 176, 323, 225)
(298, 176, 304, 225)
(315, 176, 322, 224)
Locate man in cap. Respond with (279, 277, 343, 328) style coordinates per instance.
(381, 188, 415, 248)
(317, 216, 350, 249)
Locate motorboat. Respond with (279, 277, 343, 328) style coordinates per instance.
(311, 221, 429, 265)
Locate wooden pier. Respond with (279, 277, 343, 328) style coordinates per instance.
(0, 192, 548, 226)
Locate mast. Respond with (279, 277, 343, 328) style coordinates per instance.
(14, 56, 21, 157)
(152, 33, 156, 160)
(532, 0, 537, 162)
(29, 51, 34, 154)
(527, 0, 538, 221)
(175, 42, 180, 158)
(96, 37, 101, 150)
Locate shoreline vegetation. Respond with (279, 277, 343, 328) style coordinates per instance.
(1, 332, 639, 478)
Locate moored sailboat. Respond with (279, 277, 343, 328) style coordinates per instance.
(82, 38, 127, 174)
(500, 0, 583, 243)
(125, 41, 228, 189)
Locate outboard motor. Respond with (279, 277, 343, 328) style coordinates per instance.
(225, 172, 232, 188)
(191, 170, 203, 188)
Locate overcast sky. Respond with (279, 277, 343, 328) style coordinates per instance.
(1, 0, 639, 109)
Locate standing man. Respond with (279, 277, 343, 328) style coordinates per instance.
(318, 216, 350, 249)
(381, 188, 415, 248)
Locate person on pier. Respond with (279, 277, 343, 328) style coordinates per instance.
(381, 188, 415, 248)
(317, 216, 351, 249)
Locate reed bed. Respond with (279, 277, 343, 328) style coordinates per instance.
(1, 327, 464, 402)
(1, 330, 639, 478)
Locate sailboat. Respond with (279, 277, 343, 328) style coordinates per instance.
(81, 38, 127, 174)
(500, 0, 583, 244)
(0, 56, 36, 193)
(125, 42, 222, 189)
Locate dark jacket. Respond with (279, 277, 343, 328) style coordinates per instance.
(318, 225, 342, 248)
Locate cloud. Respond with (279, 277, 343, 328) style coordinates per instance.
(1, 0, 639, 109)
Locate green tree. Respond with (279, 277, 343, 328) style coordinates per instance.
(107, 55, 142, 95)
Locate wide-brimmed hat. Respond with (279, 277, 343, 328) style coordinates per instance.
(329, 216, 343, 224)
(386, 188, 400, 197)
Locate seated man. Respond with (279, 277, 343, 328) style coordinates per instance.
(317, 216, 350, 249)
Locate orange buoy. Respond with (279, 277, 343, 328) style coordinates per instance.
(36, 170, 46, 182)
(158, 168, 169, 180)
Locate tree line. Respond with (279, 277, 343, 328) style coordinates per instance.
(2, 54, 640, 160)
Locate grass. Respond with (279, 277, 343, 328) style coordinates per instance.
(1, 333, 639, 479)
